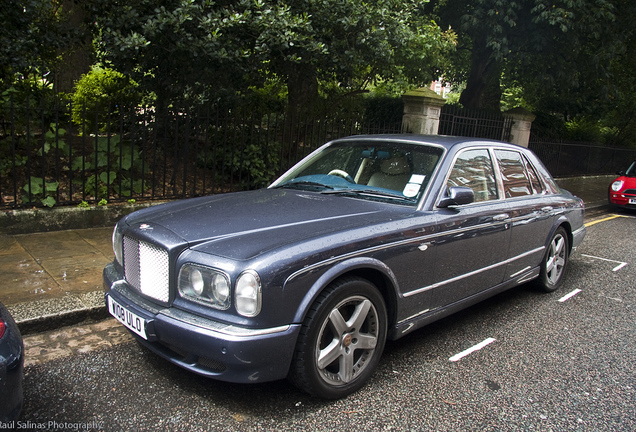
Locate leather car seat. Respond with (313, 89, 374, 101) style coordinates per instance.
(367, 156, 411, 191)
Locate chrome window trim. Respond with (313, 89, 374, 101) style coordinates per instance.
(402, 246, 545, 298)
(521, 154, 545, 195)
(492, 148, 535, 199)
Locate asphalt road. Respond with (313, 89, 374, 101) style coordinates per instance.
(17, 211, 636, 431)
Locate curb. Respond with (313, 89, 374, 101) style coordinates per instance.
(8, 290, 109, 335)
(0, 201, 164, 235)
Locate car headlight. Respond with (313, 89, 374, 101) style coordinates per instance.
(112, 224, 124, 266)
(611, 180, 624, 192)
(178, 264, 230, 309)
(235, 270, 262, 317)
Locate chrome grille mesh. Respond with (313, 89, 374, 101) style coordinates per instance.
(123, 236, 170, 303)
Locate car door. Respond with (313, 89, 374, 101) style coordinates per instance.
(493, 149, 556, 281)
(429, 148, 511, 309)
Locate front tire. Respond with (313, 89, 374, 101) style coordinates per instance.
(289, 277, 387, 399)
(536, 227, 569, 292)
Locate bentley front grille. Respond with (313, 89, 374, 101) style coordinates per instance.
(123, 236, 170, 303)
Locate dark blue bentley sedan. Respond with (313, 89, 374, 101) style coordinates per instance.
(104, 135, 585, 399)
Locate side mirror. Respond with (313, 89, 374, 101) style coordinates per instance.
(438, 186, 475, 208)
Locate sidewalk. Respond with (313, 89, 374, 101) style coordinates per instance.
(0, 175, 616, 334)
(2, 227, 113, 334)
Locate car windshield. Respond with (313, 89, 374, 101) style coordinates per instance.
(624, 160, 636, 177)
(272, 140, 444, 205)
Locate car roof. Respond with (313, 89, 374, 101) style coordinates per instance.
(334, 134, 525, 151)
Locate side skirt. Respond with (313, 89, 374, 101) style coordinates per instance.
(389, 267, 540, 340)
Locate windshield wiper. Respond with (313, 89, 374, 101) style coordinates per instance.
(275, 181, 334, 190)
(321, 188, 415, 202)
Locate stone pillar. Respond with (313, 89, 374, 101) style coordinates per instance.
(401, 88, 446, 135)
(504, 107, 536, 147)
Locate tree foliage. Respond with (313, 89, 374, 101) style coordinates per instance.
(427, 0, 636, 145)
(86, 0, 455, 112)
(0, 0, 77, 87)
(429, 0, 623, 109)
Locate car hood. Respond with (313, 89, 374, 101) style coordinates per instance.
(123, 189, 415, 260)
(613, 175, 636, 186)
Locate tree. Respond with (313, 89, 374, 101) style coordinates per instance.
(427, 0, 621, 112)
(258, 0, 456, 116)
(0, 0, 77, 90)
(86, 0, 456, 112)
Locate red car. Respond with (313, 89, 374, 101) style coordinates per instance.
(609, 159, 636, 210)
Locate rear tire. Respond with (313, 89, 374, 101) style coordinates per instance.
(288, 276, 387, 399)
(536, 227, 569, 292)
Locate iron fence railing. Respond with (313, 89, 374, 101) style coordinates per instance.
(4, 97, 631, 210)
(439, 105, 513, 141)
(0, 99, 402, 209)
(528, 138, 636, 178)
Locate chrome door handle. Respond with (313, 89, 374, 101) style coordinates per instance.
(541, 206, 554, 213)
(493, 213, 509, 221)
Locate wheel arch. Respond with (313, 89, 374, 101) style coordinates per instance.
(550, 217, 573, 252)
(289, 257, 399, 329)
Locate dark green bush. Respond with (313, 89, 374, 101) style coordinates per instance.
(71, 68, 140, 133)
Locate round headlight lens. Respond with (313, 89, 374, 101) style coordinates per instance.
(235, 271, 262, 317)
(212, 273, 230, 303)
(611, 180, 624, 192)
(190, 268, 205, 295)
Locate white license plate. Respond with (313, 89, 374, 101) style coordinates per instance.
(108, 296, 148, 340)
(629, 198, 636, 204)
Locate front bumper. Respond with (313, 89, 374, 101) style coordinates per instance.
(609, 193, 636, 209)
(103, 263, 300, 384)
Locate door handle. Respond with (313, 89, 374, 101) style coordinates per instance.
(492, 213, 509, 221)
(541, 206, 554, 213)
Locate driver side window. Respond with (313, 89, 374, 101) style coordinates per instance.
(447, 149, 498, 202)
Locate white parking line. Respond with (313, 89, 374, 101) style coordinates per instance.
(613, 262, 628, 272)
(449, 338, 496, 362)
(558, 289, 582, 303)
(581, 254, 628, 272)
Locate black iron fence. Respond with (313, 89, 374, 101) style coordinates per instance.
(4, 97, 632, 210)
(529, 138, 636, 177)
(439, 105, 513, 141)
(0, 99, 402, 209)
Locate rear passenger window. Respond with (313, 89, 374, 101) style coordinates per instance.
(494, 150, 532, 198)
(447, 149, 498, 202)
(523, 156, 544, 194)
